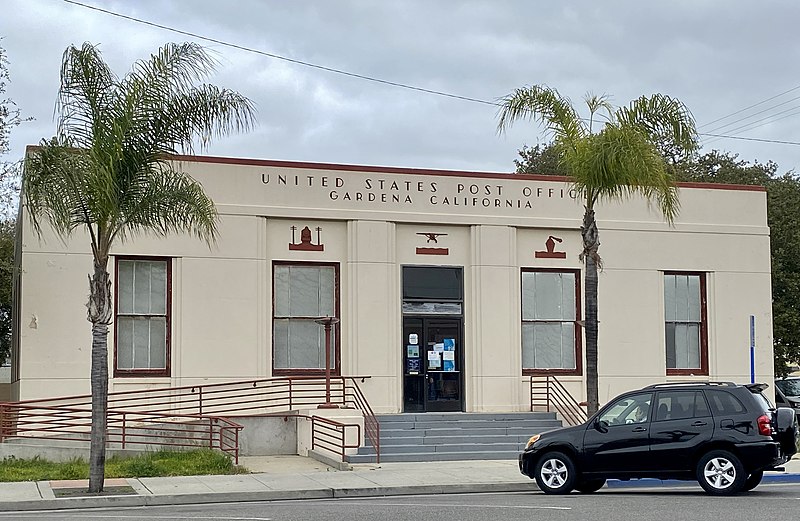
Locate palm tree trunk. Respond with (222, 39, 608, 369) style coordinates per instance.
(584, 256, 599, 415)
(87, 259, 112, 493)
(581, 207, 601, 415)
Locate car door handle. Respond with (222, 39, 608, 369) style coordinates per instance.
(692, 421, 707, 427)
(632, 426, 647, 432)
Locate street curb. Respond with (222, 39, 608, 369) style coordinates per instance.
(0, 482, 534, 512)
(1, 474, 797, 511)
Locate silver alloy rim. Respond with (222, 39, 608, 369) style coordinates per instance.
(540, 458, 568, 489)
(703, 457, 736, 489)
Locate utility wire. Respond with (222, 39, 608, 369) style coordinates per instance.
(699, 84, 800, 129)
(62, 0, 499, 108)
(703, 105, 800, 147)
(703, 94, 800, 135)
(63, 0, 800, 148)
(700, 133, 800, 146)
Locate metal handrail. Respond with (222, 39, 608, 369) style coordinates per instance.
(343, 377, 380, 464)
(530, 375, 587, 426)
(221, 412, 364, 463)
(7, 376, 361, 413)
(309, 415, 361, 459)
(0, 402, 243, 463)
(1, 375, 381, 463)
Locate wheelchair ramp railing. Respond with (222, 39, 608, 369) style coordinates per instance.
(1, 376, 380, 464)
(0, 402, 242, 462)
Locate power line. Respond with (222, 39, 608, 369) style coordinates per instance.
(703, 94, 800, 135)
(700, 133, 800, 146)
(62, 0, 800, 149)
(699, 84, 800, 129)
(61, 0, 499, 108)
(702, 105, 800, 147)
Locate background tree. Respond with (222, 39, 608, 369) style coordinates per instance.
(767, 175, 800, 375)
(0, 219, 13, 366)
(1, 42, 27, 365)
(514, 143, 568, 176)
(498, 86, 698, 414)
(23, 42, 255, 492)
(671, 151, 800, 376)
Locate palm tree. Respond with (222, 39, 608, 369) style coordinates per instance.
(23, 42, 255, 492)
(498, 86, 698, 415)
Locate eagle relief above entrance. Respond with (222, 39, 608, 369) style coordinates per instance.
(535, 235, 566, 259)
(416, 232, 449, 255)
(289, 225, 324, 251)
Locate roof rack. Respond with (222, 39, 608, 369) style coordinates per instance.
(643, 381, 737, 389)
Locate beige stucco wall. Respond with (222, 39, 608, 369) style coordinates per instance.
(12, 156, 773, 412)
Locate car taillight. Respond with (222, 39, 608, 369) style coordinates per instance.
(757, 414, 772, 436)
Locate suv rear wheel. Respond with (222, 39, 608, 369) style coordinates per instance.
(575, 479, 606, 493)
(696, 450, 746, 495)
(534, 451, 576, 494)
(743, 470, 764, 491)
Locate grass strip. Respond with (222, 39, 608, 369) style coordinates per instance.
(0, 449, 248, 482)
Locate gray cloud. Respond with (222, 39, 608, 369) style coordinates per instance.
(4, 0, 800, 173)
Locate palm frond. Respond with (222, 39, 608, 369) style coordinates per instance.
(584, 92, 613, 129)
(497, 85, 585, 145)
(615, 94, 699, 159)
(117, 43, 255, 156)
(23, 140, 96, 238)
(56, 43, 118, 149)
(111, 163, 218, 244)
(25, 41, 253, 255)
(153, 85, 256, 154)
(572, 125, 680, 222)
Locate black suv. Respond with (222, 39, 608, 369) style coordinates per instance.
(519, 382, 799, 495)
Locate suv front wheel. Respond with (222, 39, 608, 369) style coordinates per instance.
(534, 451, 576, 494)
(696, 450, 746, 495)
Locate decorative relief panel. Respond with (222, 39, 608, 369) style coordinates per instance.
(415, 232, 449, 255)
(535, 235, 566, 259)
(289, 226, 324, 251)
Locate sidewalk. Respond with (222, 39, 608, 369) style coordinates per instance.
(0, 455, 798, 512)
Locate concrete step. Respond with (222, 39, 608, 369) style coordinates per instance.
(355, 441, 526, 455)
(346, 450, 521, 463)
(352, 411, 562, 463)
(380, 434, 532, 446)
(378, 419, 561, 430)
(378, 426, 552, 437)
(377, 412, 557, 422)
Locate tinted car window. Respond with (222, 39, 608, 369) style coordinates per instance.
(705, 390, 746, 415)
(694, 391, 711, 417)
(654, 391, 708, 421)
(598, 393, 652, 425)
(776, 378, 800, 397)
(751, 391, 773, 413)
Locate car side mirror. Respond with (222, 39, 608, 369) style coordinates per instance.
(594, 419, 609, 433)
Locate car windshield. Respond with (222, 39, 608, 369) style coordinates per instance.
(776, 378, 800, 397)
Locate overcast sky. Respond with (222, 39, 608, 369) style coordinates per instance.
(3, 0, 800, 174)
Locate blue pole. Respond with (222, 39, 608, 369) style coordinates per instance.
(749, 315, 756, 384)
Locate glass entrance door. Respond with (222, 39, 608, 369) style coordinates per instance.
(403, 317, 463, 412)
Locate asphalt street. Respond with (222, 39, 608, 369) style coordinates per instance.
(1, 485, 799, 521)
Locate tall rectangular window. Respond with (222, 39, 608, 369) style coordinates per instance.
(273, 262, 339, 374)
(115, 257, 170, 376)
(521, 269, 581, 375)
(664, 272, 708, 375)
